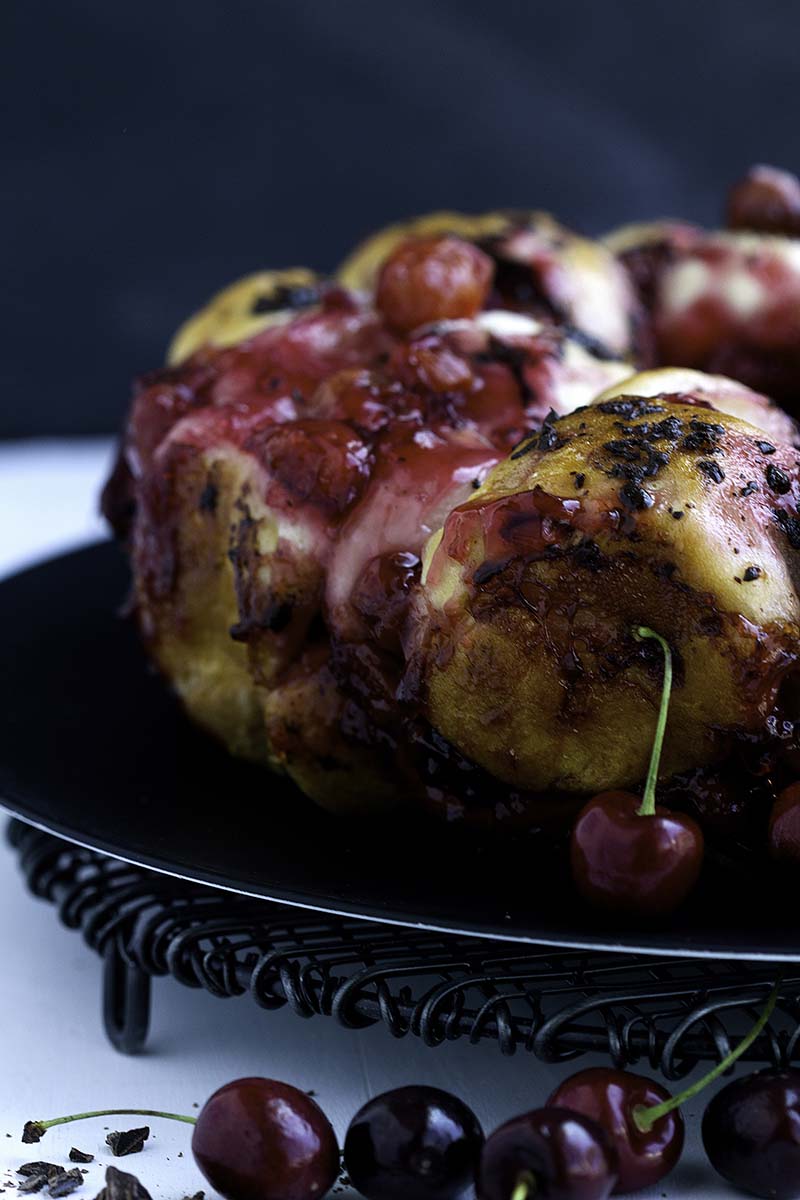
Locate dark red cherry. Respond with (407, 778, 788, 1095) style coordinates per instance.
(477, 1106, 617, 1200)
(769, 783, 800, 863)
(548, 1068, 684, 1194)
(191, 1077, 340, 1200)
(570, 790, 704, 916)
(376, 236, 494, 333)
(727, 164, 800, 236)
(343, 1084, 484, 1200)
(702, 1069, 800, 1199)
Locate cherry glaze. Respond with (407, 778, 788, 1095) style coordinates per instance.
(191, 1077, 340, 1200)
(477, 1106, 617, 1200)
(570, 790, 704, 916)
(702, 1069, 800, 1199)
(548, 1068, 684, 1194)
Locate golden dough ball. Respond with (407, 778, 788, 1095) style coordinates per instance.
(414, 389, 800, 796)
(167, 268, 325, 364)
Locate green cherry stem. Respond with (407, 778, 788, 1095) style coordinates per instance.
(510, 1171, 537, 1200)
(633, 626, 673, 818)
(633, 977, 782, 1134)
(23, 1109, 196, 1143)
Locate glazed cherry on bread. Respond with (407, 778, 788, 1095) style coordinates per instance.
(375, 234, 494, 333)
(570, 626, 704, 916)
(477, 1106, 617, 1200)
(727, 163, 800, 236)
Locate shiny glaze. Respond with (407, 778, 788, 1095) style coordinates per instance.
(548, 1068, 684, 1195)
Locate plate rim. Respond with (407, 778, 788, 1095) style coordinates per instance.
(5, 803, 800, 962)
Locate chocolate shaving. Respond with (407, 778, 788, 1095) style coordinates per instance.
(619, 481, 654, 510)
(18, 1167, 61, 1181)
(766, 464, 791, 495)
(682, 418, 725, 452)
(560, 323, 617, 361)
(774, 508, 800, 549)
(68, 1154, 93, 1166)
(596, 396, 666, 418)
(475, 336, 536, 404)
(697, 460, 725, 483)
(251, 283, 322, 315)
(510, 408, 565, 459)
(18, 1176, 48, 1194)
(95, 1167, 152, 1200)
(48, 1170, 84, 1197)
(21, 1124, 46, 1145)
(198, 482, 218, 514)
(105, 1129, 149, 1158)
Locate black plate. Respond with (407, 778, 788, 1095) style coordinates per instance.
(1, 542, 797, 960)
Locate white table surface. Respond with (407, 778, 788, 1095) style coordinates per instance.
(0, 439, 737, 1198)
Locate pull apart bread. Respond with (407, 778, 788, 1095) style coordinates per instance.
(103, 177, 800, 831)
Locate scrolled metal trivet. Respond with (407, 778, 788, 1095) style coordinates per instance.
(8, 818, 800, 1077)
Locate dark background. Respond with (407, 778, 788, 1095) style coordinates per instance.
(3, 0, 798, 438)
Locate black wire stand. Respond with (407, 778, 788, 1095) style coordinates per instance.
(8, 818, 800, 1077)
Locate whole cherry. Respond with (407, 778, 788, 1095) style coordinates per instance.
(343, 1085, 483, 1200)
(191, 1077, 340, 1200)
(375, 235, 494, 334)
(477, 1106, 617, 1200)
(769, 782, 800, 863)
(703, 1068, 800, 1199)
(17, 995, 782, 1200)
(547, 1068, 682, 1194)
(548, 981, 781, 1194)
(570, 627, 704, 916)
(727, 164, 800, 236)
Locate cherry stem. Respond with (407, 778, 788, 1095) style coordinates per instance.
(633, 977, 782, 1133)
(633, 626, 672, 818)
(23, 1109, 196, 1141)
(510, 1171, 536, 1200)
